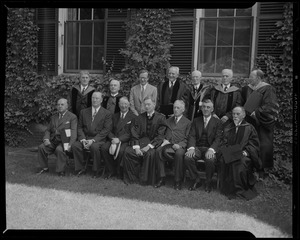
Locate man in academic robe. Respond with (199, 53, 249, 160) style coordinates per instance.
(37, 98, 77, 176)
(102, 79, 122, 114)
(219, 106, 262, 200)
(71, 91, 112, 178)
(154, 100, 191, 190)
(129, 69, 157, 116)
(69, 70, 95, 118)
(122, 97, 166, 186)
(184, 99, 223, 193)
(100, 96, 136, 179)
(187, 70, 211, 121)
(241, 69, 279, 177)
(156, 66, 190, 118)
(210, 69, 242, 126)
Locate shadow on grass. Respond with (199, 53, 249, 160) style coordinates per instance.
(5, 147, 293, 236)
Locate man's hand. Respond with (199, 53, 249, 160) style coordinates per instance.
(111, 138, 120, 144)
(185, 149, 195, 158)
(172, 144, 181, 151)
(43, 139, 51, 146)
(135, 148, 143, 156)
(205, 149, 215, 160)
(220, 115, 228, 123)
(141, 145, 150, 153)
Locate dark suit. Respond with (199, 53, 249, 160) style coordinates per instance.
(157, 78, 190, 118)
(102, 93, 122, 114)
(100, 110, 136, 176)
(184, 116, 223, 185)
(156, 115, 191, 182)
(71, 106, 112, 172)
(38, 111, 77, 172)
(122, 111, 166, 185)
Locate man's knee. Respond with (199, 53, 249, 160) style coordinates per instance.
(90, 143, 100, 153)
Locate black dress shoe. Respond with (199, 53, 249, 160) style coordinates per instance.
(205, 183, 212, 193)
(37, 168, 49, 175)
(154, 178, 165, 188)
(58, 171, 65, 177)
(77, 169, 86, 177)
(188, 181, 202, 191)
(174, 182, 181, 190)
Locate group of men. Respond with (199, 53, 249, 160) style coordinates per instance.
(37, 66, 278, 200)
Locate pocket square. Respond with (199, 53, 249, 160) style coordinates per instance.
(65, 121, 70, 124)
(126, 121, 131, 124)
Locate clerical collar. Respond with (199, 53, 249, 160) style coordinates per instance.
(111, 92, 118, 97)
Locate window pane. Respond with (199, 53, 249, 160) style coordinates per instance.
(66, 22, 79, 45)
(200, 47, 216, 73)
(94, 8, 105, 19)
(80, 47, 92, 69)
(219, 9, 234, 16)
(80, 22, 92, 45)
(217, 19, 234, 46)
(205, 9, 217, 17)
(93, 47, 104, 70)
(80, 8, 92, 20)
(204, 20, 217, 45)
(234, 19, 251, 45)
(236, 8, 252, 16)
(94, 22, 105, 45)
(68, 8, 78, 20)
(67, 46, 78, 70)
(216, 47, 232, 72)
(233, 47, 250, 74)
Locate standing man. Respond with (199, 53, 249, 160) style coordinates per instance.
(184, 99, 223, 193)
(100, 97, 136, 179)
(154, 100, 191, 190)
(187, 70, 211, 121)
(157, 66, 190, 118)
(129, 69, 157, 116)
(241, 69, 279, 177)
(69, 71, 95, 118)
(102, 79, 122, 114)
(37, 98, 77, 176)
(210, 69, 242, 126)
(71, 91, 112, 178)
(219, 106, 261, 200)
(122, 97, 166, 185)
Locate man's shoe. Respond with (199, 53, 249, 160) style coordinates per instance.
(58, 171, 65, 177)
(205, 183, 212, 193)
(188, 181, 202, 191)
(174, 181, 181, 190)
(154, 178, 165, 188)
(76, 169, 86, 177)
(37, 168, 49, 175)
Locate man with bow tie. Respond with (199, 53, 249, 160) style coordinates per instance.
(71, 91, 112, 178)
(219, 106, 261, 200)
(100, 96, 136, 180)
(37, 98, 77, 176)
(209, 69, 242, 126)
(187, 70, 212, 121)
(122, 97, 166, 186)
(102, 79, 123, 114)
(69, 71, 95, 118)
(184, 99, 223, 193)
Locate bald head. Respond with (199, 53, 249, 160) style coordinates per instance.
(57, 98, 68, 113)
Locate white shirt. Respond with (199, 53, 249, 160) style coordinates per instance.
(120, 111, 129, 119)
(92, 106, 100, 115)
(203, 115, 212, 125)
(141, 83, 148, 91)
(223, 84, 230, 91)
(111, 92, 119, 97)
(81, 85, 87, 92)
(147, 110, 155, 118)
(169, 80, 176, 88)
(194, 83, 201, 90)
(174, 115, 183, 123)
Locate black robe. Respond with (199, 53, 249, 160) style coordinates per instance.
(70, 85, 95, 118)
(219, 120, 261, 200)
(241, 83, 279, 168)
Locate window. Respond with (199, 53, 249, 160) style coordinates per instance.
(65, 8, 106, 72)
(198, 8, 253, 75)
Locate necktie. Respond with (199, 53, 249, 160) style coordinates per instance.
(121, 113, 124, 119)
(224, 86, 228, 92)
(141, 86, 145, 100)
(92, 109, 97, 122)
(82, 87, 85, 94)
(204, 118, 208, 128)
(59, 114, 62, 119)
(175, 117, 178, 124)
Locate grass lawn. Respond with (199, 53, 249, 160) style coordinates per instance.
(5, 146, 293, 236)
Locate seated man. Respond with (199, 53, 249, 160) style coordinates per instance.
(122, 97, 166, 185)
(184, 99, 223, 193)
(154, 100, 191, 190)
(102, 79, 123, 114)
(71, 91, 112, 178)
(219, 106, 262, 200)
(100, 96, 136, 179)
(37, 98, 77, 176)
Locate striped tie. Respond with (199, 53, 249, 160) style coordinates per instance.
(92, 109, 97, 122)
